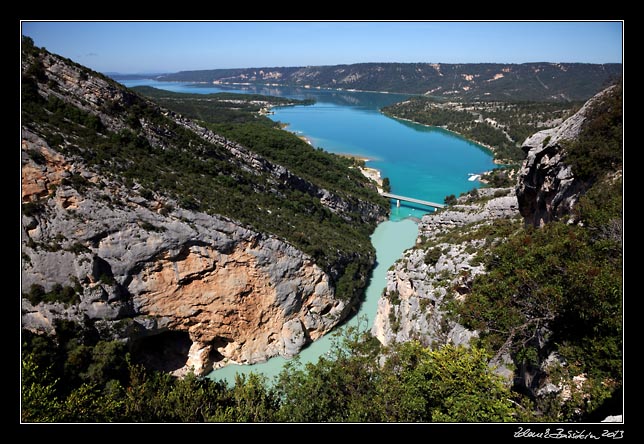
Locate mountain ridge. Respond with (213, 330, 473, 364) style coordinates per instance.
(21, 38, 622, 424)
(152, 62, 622, 101)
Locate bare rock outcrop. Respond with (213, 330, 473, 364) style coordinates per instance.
(21, 128, 348, 374)
(21, 45, 386, 376)
(372, 188, 520, 349)
(516, 85, 616, 226)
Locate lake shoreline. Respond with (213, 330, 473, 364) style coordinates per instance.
(280, 119, 385, 189)
(208, 218, 419, 385)
(384, 113, 514, 166)
(121, 79, 496, 384)
(173, 79, 417, 98)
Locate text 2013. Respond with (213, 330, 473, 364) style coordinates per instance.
(602, 430, 624, 439)
(514, 427, 624, 439)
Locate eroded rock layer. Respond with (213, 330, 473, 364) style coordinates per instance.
(21, 128, 349, 375)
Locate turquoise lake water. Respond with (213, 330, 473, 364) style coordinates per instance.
(120, 80, 496, 383)
(121, 80, 494, 221)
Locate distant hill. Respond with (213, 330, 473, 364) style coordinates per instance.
(156, 62, 622, 102)
(107, 73, 168, 80)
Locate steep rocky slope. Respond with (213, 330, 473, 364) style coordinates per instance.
(371, 84, 622, 420)
(372, 188, 520, 352)
(375, 84, 621, 352)
(21, 39, 387, 375)
(516, 85, 619, 226)
(21, 132, 345, 373)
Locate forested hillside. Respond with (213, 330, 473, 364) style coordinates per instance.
(156, 62, 621, 101)
(376, 83, 623, 422)
(130, 86, 380, 204)
(21, 37, 388, 399)
(382, 99, 581, 163)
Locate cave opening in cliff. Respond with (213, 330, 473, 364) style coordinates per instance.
(130, 330, 192, 372)
(208, 337, 233, 363)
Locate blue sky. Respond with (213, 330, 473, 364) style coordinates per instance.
(21, 21, 623, 74)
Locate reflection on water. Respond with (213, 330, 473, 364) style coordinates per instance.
(390, 116, 494, 158)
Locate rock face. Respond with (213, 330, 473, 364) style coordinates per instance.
(29, 50, 386, 227)
(21, 127, 348, 375)
(21, 44, 385, 376)
(516, 86, 615, 227)
(372, 188, 520, 350)
(370, 85, 622, 416)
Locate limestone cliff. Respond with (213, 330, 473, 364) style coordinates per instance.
(372, 188, 520, 350)
(372, 85, 622, 418)
(516, 85, 617, 227)
(374, 86, 621, 351)
(21, 128, 350, 374)
(21, 41, 386, 375)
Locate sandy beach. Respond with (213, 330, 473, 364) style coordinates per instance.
(333, 153, 383, 189)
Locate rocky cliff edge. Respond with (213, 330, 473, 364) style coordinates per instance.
(372, 188, 520, 353)
(21, 43, 385, 375)
(516, 85, 617, 227)
(21, 128, 351, 375)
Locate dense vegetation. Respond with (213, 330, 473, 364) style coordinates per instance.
(22, 321, 516, 422)
(382, 98, 580, 163)
(132, 86, 382, 205)
(452, 180, 622, 421)
(21, 38, 622, 423)
(21, 38, 387, 302)
(22, 283, 82, 306)
(565, 84, 623, 181)
(21, 178, 622, 423)
(389, 83, 623, 421)
(157, 62, 621, 101)
(451, 86, 622, 421)
(130, 86, 313, 126)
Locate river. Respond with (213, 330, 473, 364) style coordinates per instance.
(120, 79, 496, 384)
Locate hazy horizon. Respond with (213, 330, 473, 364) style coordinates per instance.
(105, 59, 624, 77)
(21, 21, 623, 74)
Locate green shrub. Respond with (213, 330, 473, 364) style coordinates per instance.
(23, 283, 81, 306)
(386, 289, 400, 305)
(565, 83, 622, 181)
(444, 194, 457, 205)
(139, 221, 166, 232)
(542, 135, 551, 147)
(382, 177, 391, 192)
(66, 242, 91, 255)
(424, 248, 442, 266)
(22, 201, 45, 217)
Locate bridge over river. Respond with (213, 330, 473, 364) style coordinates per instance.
(381, 192, 445, 210)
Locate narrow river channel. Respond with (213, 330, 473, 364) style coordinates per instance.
(120, 80, 496, 384)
